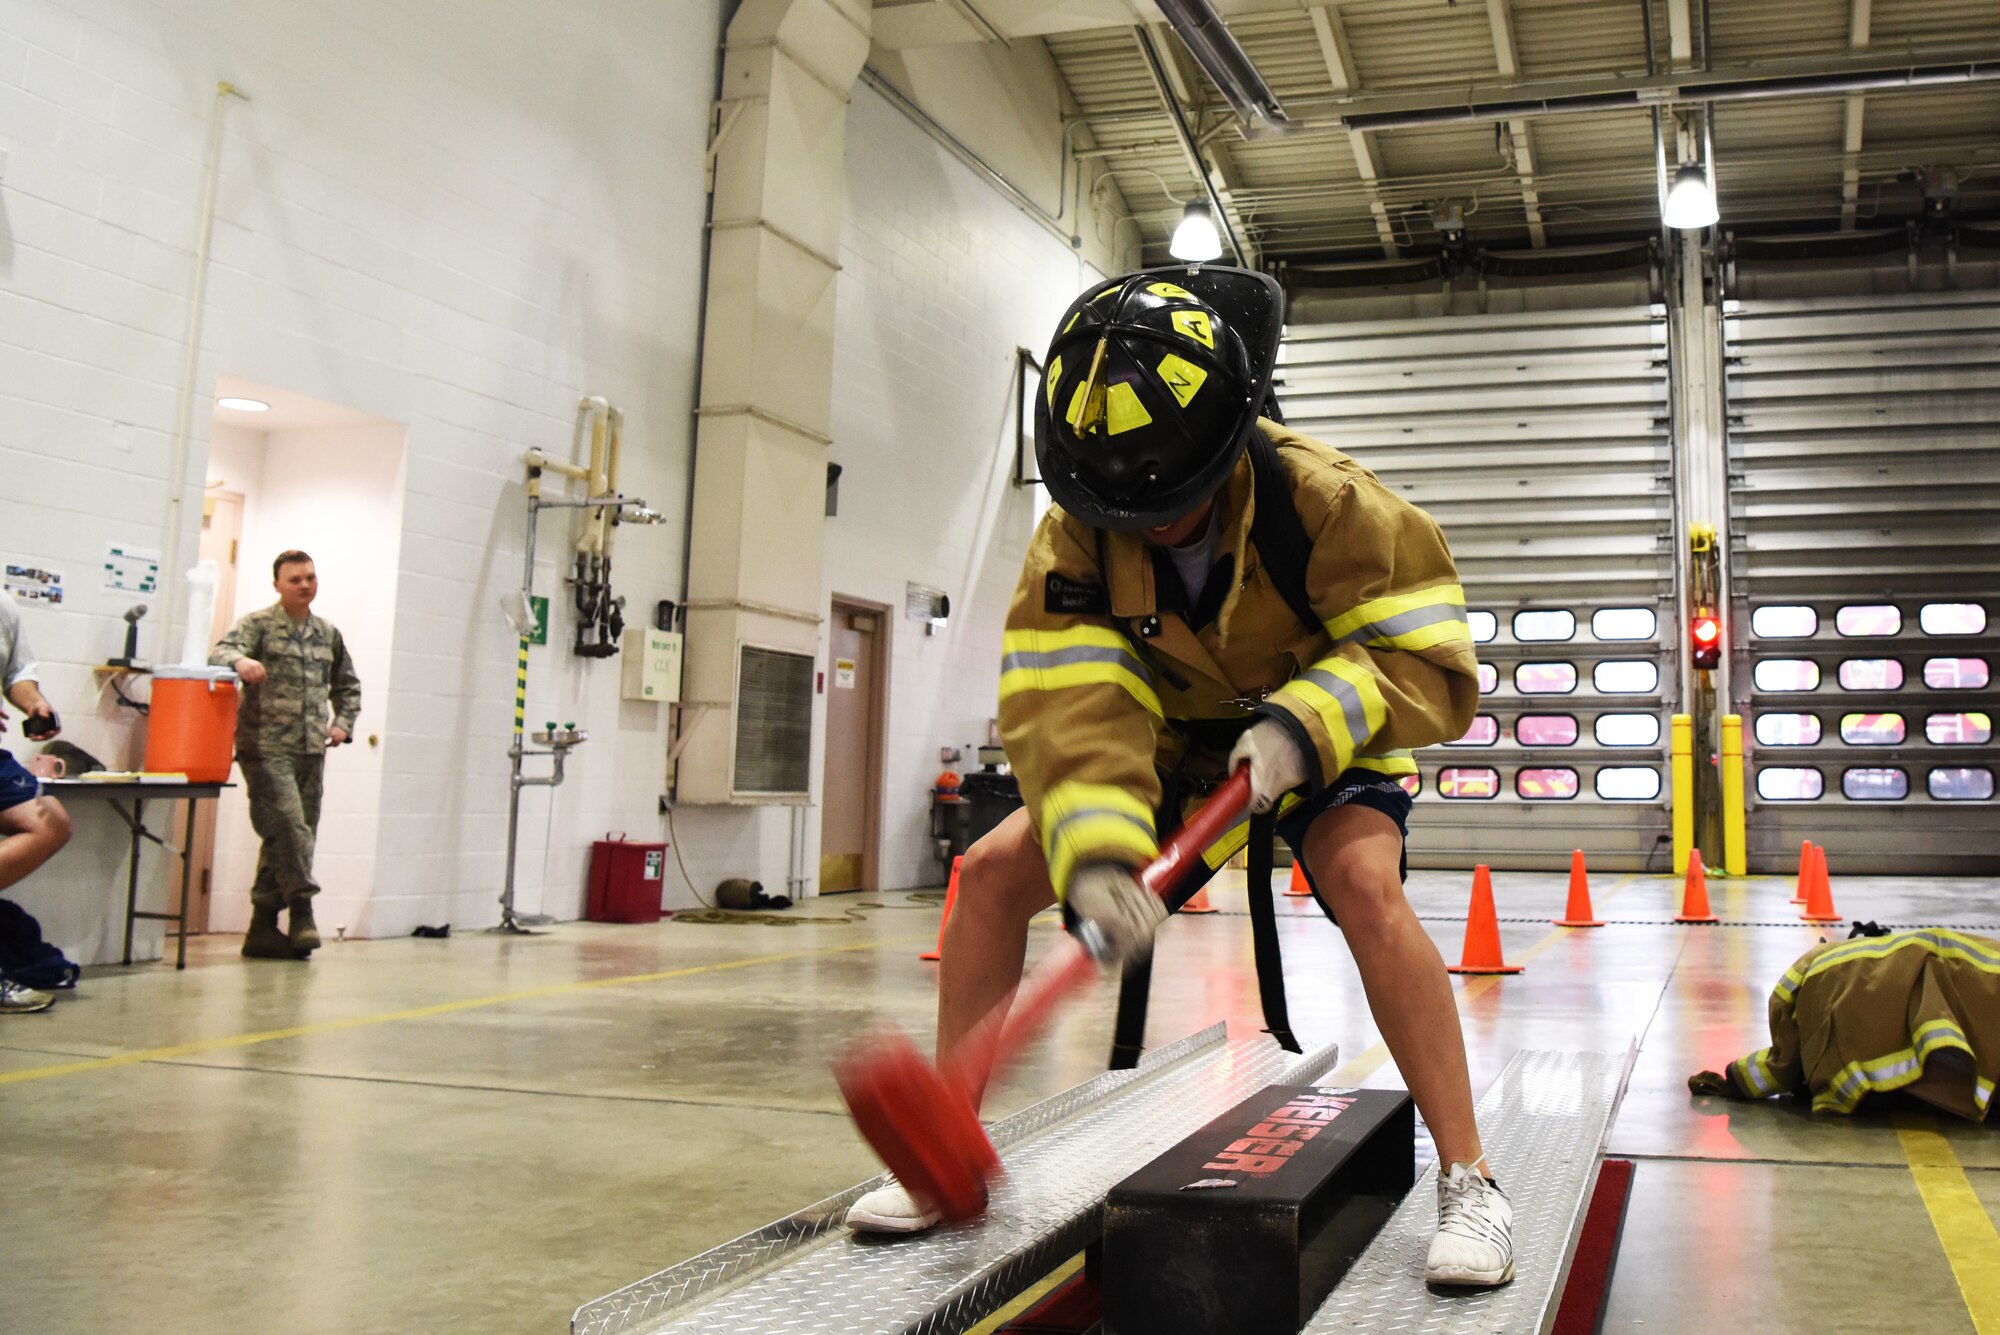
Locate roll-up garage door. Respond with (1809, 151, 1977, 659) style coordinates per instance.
(1725, 291, 2000, 875)
(1279, 306, 1675, 871)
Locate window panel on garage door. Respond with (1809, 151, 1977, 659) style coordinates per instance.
(1726, 291, 2000, 875)
(1279, 305, 1673, 871)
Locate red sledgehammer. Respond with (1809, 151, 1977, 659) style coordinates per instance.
(833, 767, 1254, 1224)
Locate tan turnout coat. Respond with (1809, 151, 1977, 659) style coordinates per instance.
(1709, 929, 2000, 1120)
(998, 421, 1479, 901)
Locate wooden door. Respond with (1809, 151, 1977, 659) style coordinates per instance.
(819, 600, 886, 893)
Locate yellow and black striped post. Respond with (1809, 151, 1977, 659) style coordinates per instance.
(514, 637, 529, 741)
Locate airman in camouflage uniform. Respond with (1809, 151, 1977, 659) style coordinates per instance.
(211, 551, 360, 960)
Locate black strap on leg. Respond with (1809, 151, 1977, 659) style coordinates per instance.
(1245, 810, 1302, 1053)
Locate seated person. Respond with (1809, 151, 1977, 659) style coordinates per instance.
(0, 589, 71, 1014)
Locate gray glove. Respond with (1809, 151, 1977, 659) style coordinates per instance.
(1066, 863, 1167, 965)
(1227, 719, 1311, 814)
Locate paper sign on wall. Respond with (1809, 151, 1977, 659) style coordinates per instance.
(4, 564, 64, 605)
(834, 658, 857, 689)
(104, 544, 160, 594)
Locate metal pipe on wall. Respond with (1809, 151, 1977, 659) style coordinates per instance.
(160, 81, 248, 662)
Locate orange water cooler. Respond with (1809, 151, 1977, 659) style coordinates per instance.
(143, 666, 240, 782)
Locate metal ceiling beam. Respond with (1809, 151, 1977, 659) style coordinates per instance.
(1250, 50, 2000, 134)
(1666, 0, 1693, 67)
(1133, 24, 1255, 264)
(1308, 5, 1399, 258)
(1487, 0, 1547, 247)
(1841, 0, 1872, 229)
(1152, 23, 1264, 264)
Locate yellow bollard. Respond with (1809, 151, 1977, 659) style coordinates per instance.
(1671, 713, 1694, 876)
(1721, 714, 1746, 877)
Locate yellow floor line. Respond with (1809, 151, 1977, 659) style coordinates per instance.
(966, 1252, 1086, 1334)
(1899, 1125, 2000, 1333)
(1327, 872, 1641, 1086)
(0, 939, 891, 1087)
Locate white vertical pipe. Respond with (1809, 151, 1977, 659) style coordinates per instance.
(161, 82, 247, 658)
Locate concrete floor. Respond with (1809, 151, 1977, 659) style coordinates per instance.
(3, 868, 1997, 1334)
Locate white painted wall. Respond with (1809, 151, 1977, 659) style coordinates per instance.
(204, 417, 405, 937)
(0, 0, 720, 954)
(865, 40, 1138, 276)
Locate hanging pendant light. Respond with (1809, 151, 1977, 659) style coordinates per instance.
(1169, 201, 1223, 262)
(1663, 163, 1719, 230)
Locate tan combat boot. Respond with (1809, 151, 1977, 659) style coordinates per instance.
(242, 903, 300, 960)
(288, 897, 321, 954)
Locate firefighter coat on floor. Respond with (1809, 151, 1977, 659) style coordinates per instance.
(1693, 929, 2000, 1121)
(998, 418, 1479, 902)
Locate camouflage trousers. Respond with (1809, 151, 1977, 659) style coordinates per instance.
(241, 752, 324, 908)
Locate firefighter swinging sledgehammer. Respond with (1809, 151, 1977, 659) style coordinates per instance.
(844, 267, 1515, 1288)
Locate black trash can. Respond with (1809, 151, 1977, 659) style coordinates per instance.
(959, 771, 1024, 848)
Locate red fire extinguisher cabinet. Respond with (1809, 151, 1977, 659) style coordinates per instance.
(586, 834, 670, 923)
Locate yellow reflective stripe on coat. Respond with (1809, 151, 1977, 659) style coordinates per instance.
(1776, 929, 2000, 1004)
(1814, 1017, 1977, 1114)
(1000, 626, 1162, 718)
(1042, 782, 1158, 900)
(1272, 657, 1386, 766)
(1349, 751, 1418, 776)
(1732, 1047, 1784, 1098)
(1198, 792, 1302, 870)
(1323, 584, 1469, 653)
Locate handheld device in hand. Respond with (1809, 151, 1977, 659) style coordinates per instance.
(22, 711, 59, 740)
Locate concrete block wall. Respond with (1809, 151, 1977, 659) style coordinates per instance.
(0, 0, 721, 953)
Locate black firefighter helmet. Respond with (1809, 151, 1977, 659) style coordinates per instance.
(1034, 265, 1283, 531)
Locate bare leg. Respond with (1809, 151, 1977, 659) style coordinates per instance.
(1303, 802, 1486, 1173)
(935, 805, 1056, 1111)
(0, 797, 72, 893)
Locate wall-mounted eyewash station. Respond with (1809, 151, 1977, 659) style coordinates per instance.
(495, 396, 668, 934)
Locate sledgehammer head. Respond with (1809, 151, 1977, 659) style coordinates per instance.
(834, 1026, 999, 1224)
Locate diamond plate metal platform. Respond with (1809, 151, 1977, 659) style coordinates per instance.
(571, 1023, 1339, 1335)
(1303, 1047, 1635, 1335)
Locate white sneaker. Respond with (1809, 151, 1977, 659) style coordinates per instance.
(0, 978, 55, 1014)
(845, 1181, 942, 1234)
(1426, 1162, 1515, 1286)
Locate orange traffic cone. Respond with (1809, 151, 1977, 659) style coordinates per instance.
(1285, 861, 1312, 897)
(920, 856, 962, 960)
(1676, 849, 1718, 923)
(1181, 885, 1218, 914)
(1790, 840, 1814, 904)
(1448, 865, 1523, 975)
(1555, 849, 1603, 927)
(1800, 842, 1842, 924)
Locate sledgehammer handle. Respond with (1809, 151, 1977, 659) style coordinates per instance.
(947, 766, 1255, 1103)
(1140, 766, 1254, 899)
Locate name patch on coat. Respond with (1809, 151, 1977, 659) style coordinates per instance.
(1044, 573, 1110, 616)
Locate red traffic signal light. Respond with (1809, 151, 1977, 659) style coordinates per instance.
(1691, 610, 1722, 670)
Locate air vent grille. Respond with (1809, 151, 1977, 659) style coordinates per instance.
(734, 645, 813, 795)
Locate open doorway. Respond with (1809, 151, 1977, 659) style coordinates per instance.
(191, 374, 407, 938)
(819, 597, 888, 893)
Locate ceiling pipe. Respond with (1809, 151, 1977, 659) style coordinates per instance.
(1153, 0, 1290, 130)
